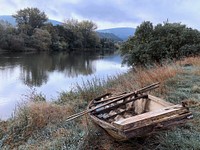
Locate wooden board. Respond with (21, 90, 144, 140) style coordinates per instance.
(148, 95, 173, 106)
(147, 95, 173, 111)
(123, 112, 192, 139)
(113, 104, 189, 130)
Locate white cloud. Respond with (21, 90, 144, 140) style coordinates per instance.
(0, 0, 200, 29)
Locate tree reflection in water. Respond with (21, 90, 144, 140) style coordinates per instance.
(0, 51, 112, 87)
(0, 51, 129, 120)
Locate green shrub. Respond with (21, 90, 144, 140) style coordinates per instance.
(121, 21, 200, 66)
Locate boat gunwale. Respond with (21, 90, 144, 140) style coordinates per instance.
(87, 93, 192, 140)
(87, 94, 177, 130)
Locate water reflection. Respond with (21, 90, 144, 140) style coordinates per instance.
(0, 51, 129, 119)
(0, 52, 102, 87)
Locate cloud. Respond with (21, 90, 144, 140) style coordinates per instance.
(69, 1, 140, 23)
(0, 0, 200, 29)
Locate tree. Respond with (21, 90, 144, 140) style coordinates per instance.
(63, 19, 83, 49)
(0, 20, 21, 51)
(100, 38, 115, 49)
(78, 20, 99, 48)
(31, 28, 52, 51)
(134, 21, 153, 44)
(13, 7, 48, 35)
(121, 21, 200, 66)
(63, 19, 100, 49)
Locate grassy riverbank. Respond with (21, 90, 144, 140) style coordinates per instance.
(0, 57, 200, 149)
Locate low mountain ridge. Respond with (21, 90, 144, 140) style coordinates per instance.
(0, 15, 62, 26)
(97, 32, 122, 41)
(97, 27, 135, 41)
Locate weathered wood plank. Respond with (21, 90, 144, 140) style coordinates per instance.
(93, 92, 127, 104)
(93, 95, 148, 115)
(103, 108, 134, 120)
(124, 111, 192, 133)
(148, 94, 173, 107)
(94, 93, 111, 101)
(123, 112, 192, 139)
(113, 104, 189, 130)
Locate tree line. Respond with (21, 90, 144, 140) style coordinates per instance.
(0, 7, 116, 52)
(121, 21, 200, 66)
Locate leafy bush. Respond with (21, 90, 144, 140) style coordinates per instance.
(121, 21, 200, 66)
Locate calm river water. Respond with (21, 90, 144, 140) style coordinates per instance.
(0, 51, 129, 120)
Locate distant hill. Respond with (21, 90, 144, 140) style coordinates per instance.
(96, 32, 122, 42)
(0, 15, 16, 25)
(0, 15, 135, 41)
(0, 15, 62, 26)
(97, 27, 135, 41)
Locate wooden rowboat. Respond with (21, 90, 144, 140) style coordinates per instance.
(87, 92, 192, 141)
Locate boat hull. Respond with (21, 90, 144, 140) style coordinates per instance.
(88, 94, 192, 141)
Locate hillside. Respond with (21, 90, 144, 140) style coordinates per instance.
(96, 32, 122, 42)
(0, 15, 62, 26)
(97, 27, 135, 41)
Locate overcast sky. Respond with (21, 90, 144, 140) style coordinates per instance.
(0, 0, 200, 29)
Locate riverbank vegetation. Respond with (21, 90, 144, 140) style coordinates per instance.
(0, 56, 200, 149)
(121, 21, 200, 66)
(0, 7, 117, 52)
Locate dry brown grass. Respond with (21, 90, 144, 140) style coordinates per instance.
(134, 64, 180, 87)
(176, 56, 200, 76)
(14, 102, 74, 129)
(110, 64, 181, 95)
(2, 102, 74, 148)
(194, 70, 200, 75)
(177, 56, 200, 66)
